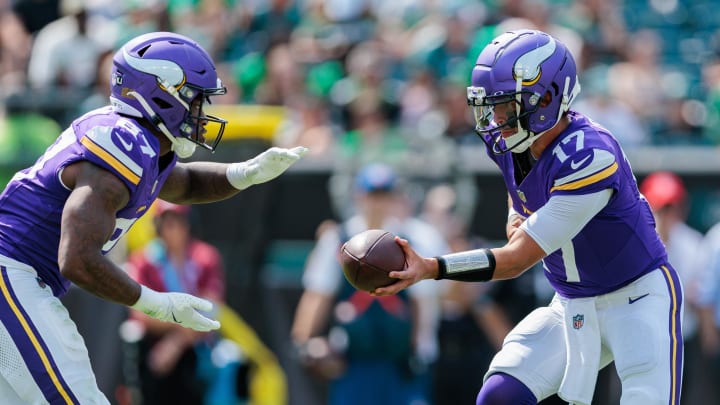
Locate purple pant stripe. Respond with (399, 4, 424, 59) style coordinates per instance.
(660, 265, 683, 405)
(0, 267, 78, 404)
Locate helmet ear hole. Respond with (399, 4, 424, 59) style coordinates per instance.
(153, 97, 173, 109)
(551, 82, 560, 96)
(539, 91, 553, 107)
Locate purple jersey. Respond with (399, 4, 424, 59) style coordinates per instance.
(0, 106, 177, 297)
(484, 111, 667, 298)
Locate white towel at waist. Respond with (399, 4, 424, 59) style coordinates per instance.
(558, 296, 601, 405)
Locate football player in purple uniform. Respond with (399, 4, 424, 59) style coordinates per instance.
(374, 30, 683, 405)
(0, 32, 306, 403)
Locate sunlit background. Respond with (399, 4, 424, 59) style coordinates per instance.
(2, 0, 720, 404)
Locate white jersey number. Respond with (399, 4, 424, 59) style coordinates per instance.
(552, 129, 585, 283)
(102, 217, 137, 254)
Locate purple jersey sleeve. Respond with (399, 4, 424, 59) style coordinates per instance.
(482, 111, 668, 298)
(76, 116, 155, 194)
(549, 131, 619, 198)
(0, 107, 176, 297)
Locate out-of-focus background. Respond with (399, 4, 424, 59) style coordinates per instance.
(3, 0, 720, 404)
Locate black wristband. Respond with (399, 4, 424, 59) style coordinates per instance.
(435, 256, 448, 280)
(434, 248, 496, 282)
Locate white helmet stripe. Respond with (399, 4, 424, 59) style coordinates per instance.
(122, 48, 184, 86)
(513, 37, 556, 84)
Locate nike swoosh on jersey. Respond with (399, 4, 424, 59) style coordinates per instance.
(628, 293, 650, 304)
(570, 155, 590, 170)
(82, 126, 143, 185)
(115, 134, 134, 151)
(552, 149, 617, 192)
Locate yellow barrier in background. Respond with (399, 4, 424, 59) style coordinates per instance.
(206, 104, 286, 141)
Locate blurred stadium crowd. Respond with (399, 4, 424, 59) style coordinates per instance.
(4, 0, 720, 404)
(3, 0, 720, 150)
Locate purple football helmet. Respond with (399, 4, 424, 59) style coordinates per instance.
(110, 32, 227, 157)
(467, 30, 580, 154)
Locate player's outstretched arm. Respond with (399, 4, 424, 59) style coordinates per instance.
(58, 161, 220, 332)
(226, 146, 309, 190)
(373, 229, 545, 296)
(160, 146, 308, 204)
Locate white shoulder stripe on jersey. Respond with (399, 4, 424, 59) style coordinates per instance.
(554, 148, 615, 187)
(84, 126, 143, 178)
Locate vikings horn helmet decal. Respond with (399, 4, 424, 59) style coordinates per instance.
(513, 37, 556, 86)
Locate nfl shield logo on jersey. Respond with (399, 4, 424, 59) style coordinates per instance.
(517, 190, 527, 203)
(572, 314, 584, 330)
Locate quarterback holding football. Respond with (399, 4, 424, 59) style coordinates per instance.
(374, 29, 683, 405)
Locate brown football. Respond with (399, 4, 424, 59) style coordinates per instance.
(340, 229, 405, 292)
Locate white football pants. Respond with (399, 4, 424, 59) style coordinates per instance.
(0, 256, 109, 404)
(485, 267, 684, 405)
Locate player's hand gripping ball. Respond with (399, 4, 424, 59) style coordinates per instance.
(340, 229, 405, 292)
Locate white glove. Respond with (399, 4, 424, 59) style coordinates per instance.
(226, 146, 308, 190)
(131, 285, 220, 332)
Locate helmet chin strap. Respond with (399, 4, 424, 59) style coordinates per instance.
(169, 138, 197, 159)
(557, 75, 580, 124)
(508, 130, 542, 153)
(127, 90, 197, 158)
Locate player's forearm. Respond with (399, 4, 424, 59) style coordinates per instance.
(161, 161, 240, 204)
(434, 230, 542, 282)
(60, 251, 141, 306)
(163, 145, 307, 202)
(489, 246, 538, 280)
